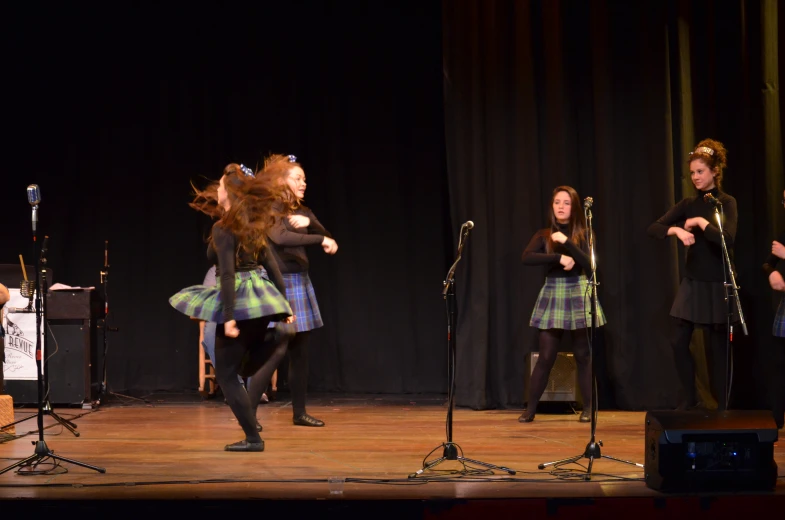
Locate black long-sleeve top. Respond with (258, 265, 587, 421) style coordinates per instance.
(647, 188, 737, 283)
(208, 223, 286, 323)
(267, 203, 332, 274)
(521, 222, 592, 277)
(763, 231, 785, 280)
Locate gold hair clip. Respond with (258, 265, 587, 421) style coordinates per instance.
(689, 146, 714, 156)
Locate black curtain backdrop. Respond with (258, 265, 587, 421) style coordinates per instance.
(3, 1, 783, 412)
(2, 2, 451, 395)
(444, 0, 785, 411)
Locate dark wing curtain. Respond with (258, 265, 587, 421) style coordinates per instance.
(443, 0, 785, 411)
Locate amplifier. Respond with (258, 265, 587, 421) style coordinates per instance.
(3, 289, 103, 407)
(644, 410, 778, 491)
(525, 352, 581, 404)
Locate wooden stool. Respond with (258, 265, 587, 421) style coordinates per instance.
(198, 341, 217, 398)
(0, 394, 15, 435)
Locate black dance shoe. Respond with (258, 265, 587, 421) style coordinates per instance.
(256, 421, 263, 432)
(579, 409, 591, 423)
(293, 413, 325, 427)
(224, 439, 264, 452)
(518, 412, 535, 423)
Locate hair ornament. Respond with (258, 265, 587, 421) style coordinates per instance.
(287, 155, 297, 163)
(689, 146, 714, 156)
(239, 164, 255, 177)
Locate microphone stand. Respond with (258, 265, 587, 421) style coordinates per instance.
(409, 223, 515, 478)
(96, 241, 144, 406)
(537, 201, 643, 479)
(40, 238, 82, 436)
(711, 202, 747, 410)
(1, 208, 104, 475)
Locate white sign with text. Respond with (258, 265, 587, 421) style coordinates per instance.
(2, 289, 44, 380)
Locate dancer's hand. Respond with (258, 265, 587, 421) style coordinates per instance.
(551, 231, 568, 244)
(672, 228, 695, 246)
(224, 320, 239, 338)
(559, 255, 575, 270)
(684, 217, 709, 231)
(322, 236, 338, 254)
(770, 271, 785, 292)
(284, 315, 297, 324)
(772, 240, 785, 260)
(289, 215, 310, 229)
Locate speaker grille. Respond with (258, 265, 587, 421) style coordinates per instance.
(527, 352, 579, 402)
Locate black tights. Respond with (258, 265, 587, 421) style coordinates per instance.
(249, 330, 311, 418)
(526, 329, 592, 415)
(772, 336, 785, 428)
(670, 319, 728, 411)
(214, 318, 278, 443)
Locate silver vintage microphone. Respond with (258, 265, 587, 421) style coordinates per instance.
(27, 184, 41, 233)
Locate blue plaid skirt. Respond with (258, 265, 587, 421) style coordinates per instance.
(169, 268, 292, 324)
(774, 298, 785, 338)
(280, 271, 323, 334)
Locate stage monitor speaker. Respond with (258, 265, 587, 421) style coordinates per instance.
(5, 320, 98, 406)
(644, 410, 778, 491)
(46, 319, 98, 406)
(525, 352, 581, 404)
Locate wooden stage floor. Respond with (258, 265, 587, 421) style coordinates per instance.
(1, 393, 784, 515)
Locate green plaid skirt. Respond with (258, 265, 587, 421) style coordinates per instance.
(169, 268, 292, 324)
(530, 275, 607, 330)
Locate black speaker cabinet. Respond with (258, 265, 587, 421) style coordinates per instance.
(4, 290, 102, 407)
(47, 319, 99, 406)
(644, 410, 778, 491)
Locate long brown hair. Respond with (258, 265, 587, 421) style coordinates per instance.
(189, 163, 287, 254)
(258, 153, 303, 212)
(545, 185, 586, 253)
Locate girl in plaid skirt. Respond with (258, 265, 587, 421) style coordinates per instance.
(519, 186, 606, 423)
(246, 154, 338, 428)
(764, 188, 785, 428)
(648, 139, 738, 411)
(170, 164, 294, 452)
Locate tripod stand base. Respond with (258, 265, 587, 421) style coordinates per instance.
(96, 390, 149, 406)
(538, 439, 643, 480)
(409, 442, 517, 478)
(0, 440, 105, 475)
(0, 403, 81, 438)
(43, 401, 80, 437)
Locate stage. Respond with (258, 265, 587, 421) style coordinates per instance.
(0, 394, 783, 516)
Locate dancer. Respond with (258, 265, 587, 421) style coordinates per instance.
(764, 189, 785, 428)
(247, 154, 337, 427)
(647, 139, 738, 411)
(519, 186, 606, 423)
(170, 164, 294, 451)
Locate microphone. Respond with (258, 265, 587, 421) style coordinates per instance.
(27, 184, 41, 233)
(464, 220, 474, 229)
(584, 197, 594, 210)
(703, 193, 722, 206)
